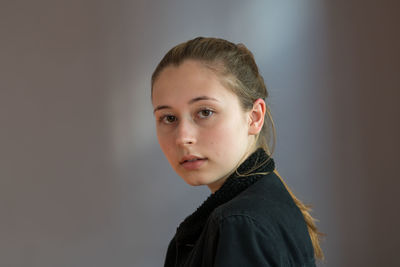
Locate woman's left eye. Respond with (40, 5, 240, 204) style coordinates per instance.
(197, 109, 214, 119)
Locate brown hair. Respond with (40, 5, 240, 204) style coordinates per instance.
(151, 37, 324, 260)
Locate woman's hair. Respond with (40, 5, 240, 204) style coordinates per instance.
(151, 37, 324, 260)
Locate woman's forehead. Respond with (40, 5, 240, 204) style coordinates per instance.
(154, 60, 212, 84)
(152, 61, 236, 105)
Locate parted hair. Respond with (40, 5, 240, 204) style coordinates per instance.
(151, 37, 324, 260)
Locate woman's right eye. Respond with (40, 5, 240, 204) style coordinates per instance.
(160, 115, 177, 124)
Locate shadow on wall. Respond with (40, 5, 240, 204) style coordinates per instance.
(325, 1, 400, 266)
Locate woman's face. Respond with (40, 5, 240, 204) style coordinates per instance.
(152, 60, 255, 192)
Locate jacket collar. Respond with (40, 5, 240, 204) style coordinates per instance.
(174, 148, 275, 245)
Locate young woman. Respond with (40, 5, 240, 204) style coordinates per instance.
(151, 37, 323, 266)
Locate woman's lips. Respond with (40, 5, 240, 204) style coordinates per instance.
(180, 158, 207, 170)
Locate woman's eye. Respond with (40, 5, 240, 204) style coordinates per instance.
(198, 109, 214, 119)
(161, 115, 177, 124)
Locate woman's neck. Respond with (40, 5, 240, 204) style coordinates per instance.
(207, 142, 260, 193)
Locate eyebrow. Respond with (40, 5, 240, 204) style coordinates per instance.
(153, 96, 219, 114)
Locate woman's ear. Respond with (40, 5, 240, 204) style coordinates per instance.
(248, 98, 266, 135)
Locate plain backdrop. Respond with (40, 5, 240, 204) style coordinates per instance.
(1, 0, 399, 266)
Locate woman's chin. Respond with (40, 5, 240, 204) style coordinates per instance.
(183, 179, 206, 187)
(181, 175, 212, 187)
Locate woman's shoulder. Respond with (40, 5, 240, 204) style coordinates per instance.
(210, 171, 304, 227)
(202, 172, 316, 266)
(204, 172, 315, 265)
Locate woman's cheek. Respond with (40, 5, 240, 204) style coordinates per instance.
(206, 127, 230, 152)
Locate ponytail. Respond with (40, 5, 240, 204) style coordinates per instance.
(274, 170, 325, 260)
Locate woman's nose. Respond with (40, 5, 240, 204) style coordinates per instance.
(176, 119, 197, 146)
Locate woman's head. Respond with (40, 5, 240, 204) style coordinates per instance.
(152, 37, 275, 154)
(151, 37, 275, 192)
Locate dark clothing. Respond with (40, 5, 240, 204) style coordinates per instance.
(164, 149, 316, 267)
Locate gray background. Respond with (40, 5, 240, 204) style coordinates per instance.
(1, 0, 399, 266)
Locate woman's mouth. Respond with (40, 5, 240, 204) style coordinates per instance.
(180, 156, 207, 170)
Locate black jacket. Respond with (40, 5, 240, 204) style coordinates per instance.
(164, 149, 316, 267)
